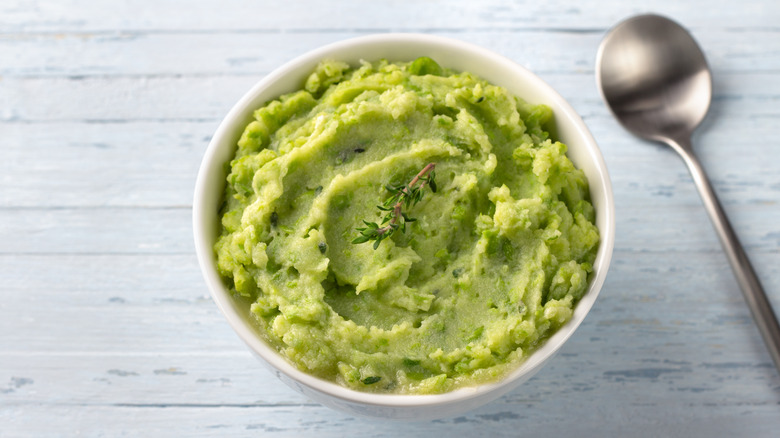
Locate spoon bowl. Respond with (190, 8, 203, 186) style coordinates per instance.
(597, 14, 780, 373)
(596, 14, 712, 145)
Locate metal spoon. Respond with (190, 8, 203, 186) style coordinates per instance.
(596, 13, 780, 372)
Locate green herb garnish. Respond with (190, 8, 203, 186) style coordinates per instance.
(361, 376, 382, 385)
(402, 358, 421, 367)
(352, 163, 437, 250)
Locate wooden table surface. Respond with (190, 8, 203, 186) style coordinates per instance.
(2, 0, 779, 436)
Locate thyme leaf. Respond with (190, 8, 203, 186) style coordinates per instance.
(361, 376, 382, 385)
(352, 163, 437, 250)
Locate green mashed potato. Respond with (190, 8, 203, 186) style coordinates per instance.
(215, 57, 599, 394)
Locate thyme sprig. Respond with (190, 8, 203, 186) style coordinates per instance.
(352, 163, 437, 249)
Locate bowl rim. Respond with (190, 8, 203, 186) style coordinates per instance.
(194, 33, 615, 408)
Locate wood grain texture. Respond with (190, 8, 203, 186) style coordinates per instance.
(1, 0, 779, 436)
(1, 0, 778, 32)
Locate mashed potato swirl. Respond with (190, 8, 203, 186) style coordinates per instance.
(215, 58, 599, 393)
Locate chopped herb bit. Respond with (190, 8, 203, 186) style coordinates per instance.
(476, 96, 485, 103)
(361, 376, 382, 385)
(452, 268, 463, 278)
(402, 358, 421, 367)
(352, 163, 437, 249)
(434, 248, 449, 259)
(270, 211, 279, 227)
(318, 242, 327, 254)
(315, 186, 323, 196)
(466, 326, 484, 342)
(354, 148, 365, 153)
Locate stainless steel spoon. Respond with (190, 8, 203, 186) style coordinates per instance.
(596, 14, 780, 372)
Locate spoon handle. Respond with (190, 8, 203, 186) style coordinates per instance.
(667, 136, 780, 372)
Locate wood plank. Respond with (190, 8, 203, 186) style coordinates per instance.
(0, 403, 778, 437)
(1, 250, 778, 355)
(0, 121, 213, 208)
(2, 72, 778, 123)
(0, 254, 203, 296)
(0, 207, 193, 255)
(0, 31, 599, 78)
(1, 340, 778, 414)
(1, 29, 778, 79)
(0, 75, 256, 122)
(1, 116, 779, 208)
(0, 198, 778, 256)
(1, 0, 777, 32)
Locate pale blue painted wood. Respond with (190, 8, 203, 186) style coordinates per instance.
(1, 0, 779, 436)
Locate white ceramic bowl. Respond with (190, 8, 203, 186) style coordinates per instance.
(193, 33, 615, 420)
